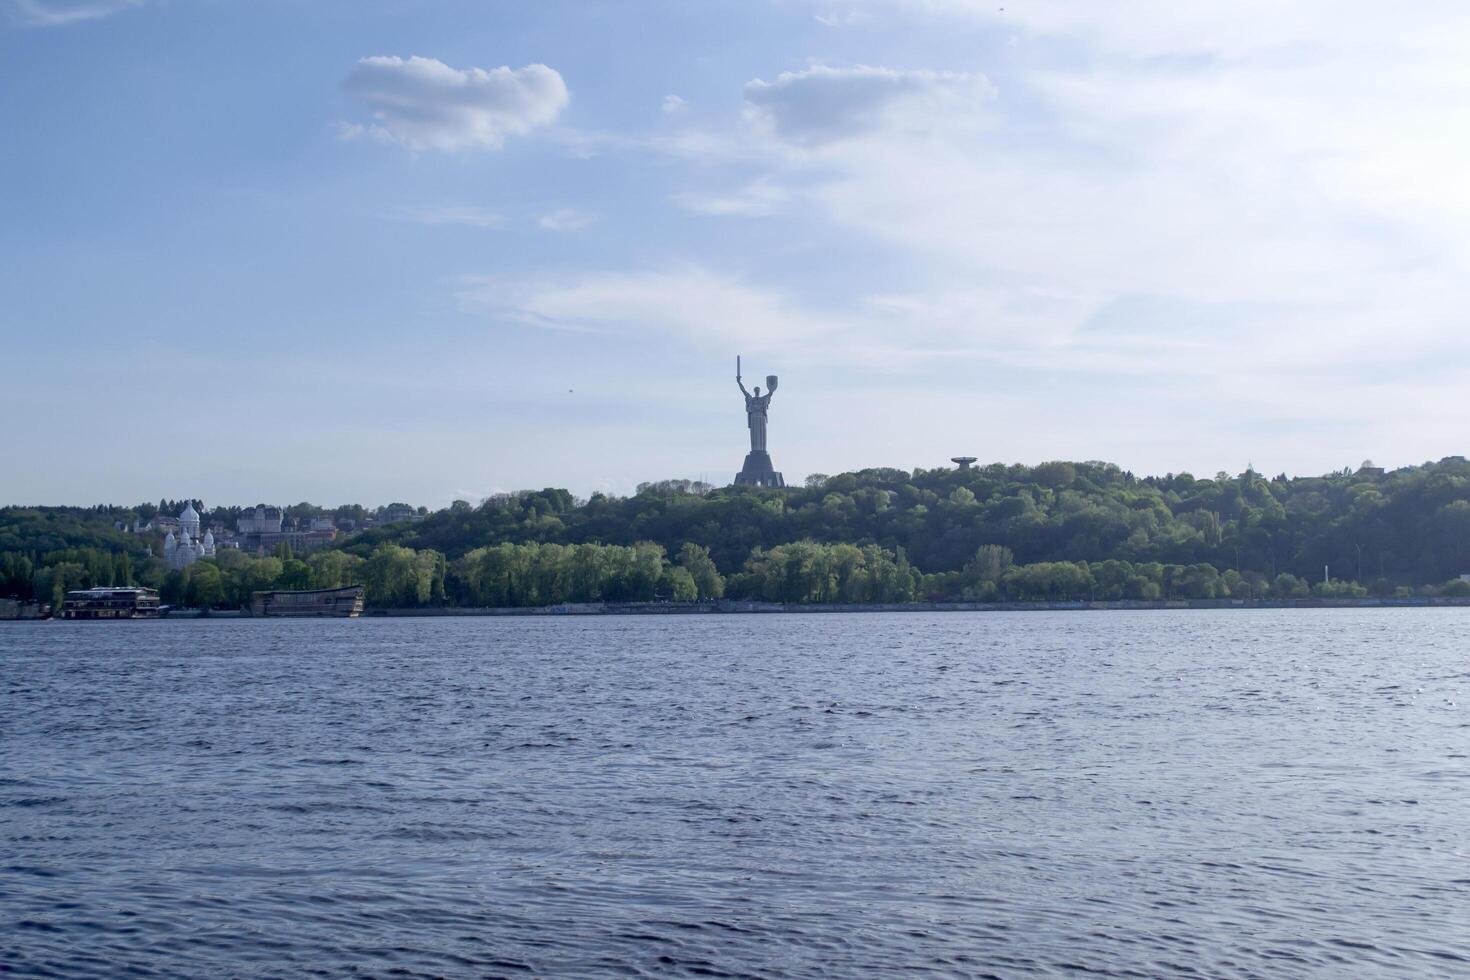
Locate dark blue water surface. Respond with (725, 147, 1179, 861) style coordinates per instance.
(4, 611, 1470, 977)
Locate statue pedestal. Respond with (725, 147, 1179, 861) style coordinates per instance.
(735, 451, 785, 488)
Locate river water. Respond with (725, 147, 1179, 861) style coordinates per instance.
(3, 611, 1469, 977)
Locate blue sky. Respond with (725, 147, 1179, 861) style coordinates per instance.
(5, 0, 1470, 507)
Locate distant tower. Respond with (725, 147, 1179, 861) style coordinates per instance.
(951, 456, 977, 470)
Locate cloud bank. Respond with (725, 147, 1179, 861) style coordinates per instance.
(342, 56, 569, 151)
(613, 2, 1470, 475)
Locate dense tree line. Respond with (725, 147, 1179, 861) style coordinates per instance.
(0, 508, 151, 556)
(0, 539, 724, 610)
(1, 548, 141, 609)
(8, 457, 1470, 608)
(349, 457, 1470, 590)
(14, 536, 1446, 611)
(915, 546, 1411, 601)
(447, 541, 723, 606)
(731, 541, 920, 603)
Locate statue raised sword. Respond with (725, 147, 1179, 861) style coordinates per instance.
(733, 355, 785, 487)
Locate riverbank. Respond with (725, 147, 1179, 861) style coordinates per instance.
(12, 596, 1470, 622)
(363, 596, 1470, 616)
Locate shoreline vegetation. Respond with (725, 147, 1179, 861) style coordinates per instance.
(41, 595, 1470, 620)
(8, 457, 1470, 612)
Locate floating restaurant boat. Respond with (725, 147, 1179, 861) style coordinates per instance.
(249, 586, 365, 618)
(60, 587, 162, 620)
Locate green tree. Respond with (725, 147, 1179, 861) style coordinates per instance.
(362, 544, 439, 607)
(187, 563, 223, 608)
(307, 551, 364, 590)
(34, 562, 86, 610)
(1271, 573, 1309, 598)
(278, 559, 312, 591)
(676, 543, 725, 600)
(1313, 578, 1367, 598)
(246, 557, 285, 595)
(660, 566, 698, 601)
(161, 567, 191, 606)
(965, 544, 1013, 595)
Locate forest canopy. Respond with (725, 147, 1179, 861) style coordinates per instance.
(6, 457, 1470, 607)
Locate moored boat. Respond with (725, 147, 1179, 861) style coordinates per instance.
(249, 586, 364, 618)
(61, 588, 162, 620)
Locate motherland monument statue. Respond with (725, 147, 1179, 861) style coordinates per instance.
(734, 355, 785, 487)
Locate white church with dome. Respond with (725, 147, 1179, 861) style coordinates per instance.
(164, 502, 216, 570)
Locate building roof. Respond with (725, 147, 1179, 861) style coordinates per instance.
(66, 587, 159, 597)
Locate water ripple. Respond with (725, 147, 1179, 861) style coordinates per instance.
(4, 610, 1470, 976)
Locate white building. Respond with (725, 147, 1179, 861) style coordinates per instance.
(164, 503, 215, 570)
(179, 502, 201, 539)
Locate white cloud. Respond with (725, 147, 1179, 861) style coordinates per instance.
(679, 7, 1470, 390)
(454, 265, 1104, 371)
(459, 267, 848, 353)
(538, 208, 597, 232)
(742, 65, 994, 146)
(671, 179, 789, 217)
(812, 8, 871, 28)
(342, 56, 569, 151)
(622, 2, 1470, 475)
(661, 94, 688, 114)
(6, 0, 140, 26)
(819, 0, 1470, 63)
(391, 206, 504, 228)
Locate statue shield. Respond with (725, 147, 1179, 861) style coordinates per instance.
(766, 375, 778, 390)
